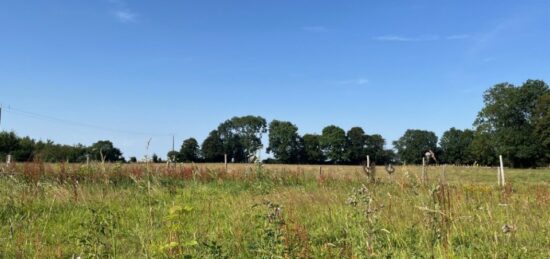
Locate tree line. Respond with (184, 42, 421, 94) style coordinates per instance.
(0, 132, 124, 163)
(1, 79, 549, 167)
(167, 79, 550, 168)
(169, 116, 395, 165)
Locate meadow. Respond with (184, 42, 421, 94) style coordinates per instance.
(0, 162, 549, 258)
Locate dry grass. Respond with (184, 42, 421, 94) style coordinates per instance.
(0, 162, 549, 257)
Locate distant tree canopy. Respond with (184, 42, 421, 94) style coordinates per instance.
(320, 125, 348, 164)
(2, 79, 548, 168)
(201, 130, 224, 162)
(301, 134, 324, 164)
(267, 120, 302, 163)
(90, 140, 124, 162)
(439, 128, 474, 165)
(474, 80, 550, 167)
(217, 115, 267, 162)
(0, 132, 124, 163)
(393, 129, 438, 164)
(535, 93, 550, 162)
(346, 127, 367, 164)
(179, 138, 200, 162)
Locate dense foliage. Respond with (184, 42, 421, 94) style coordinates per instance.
(1, 80, 549, 167)
(0, 132, 124, 163)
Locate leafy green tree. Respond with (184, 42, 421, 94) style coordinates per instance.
(267, 120, 302, 163)
(179, 138, 200, 162)
(166, 151, 180, 162)
(468, 128, 497, 166)
(217, 116, 267, 162)
(11, 136, 36, 162)
(440, 128, 474, 164)
(321, 125, 348, 164)
(0, 131, 20, 161)
(89, 140, 124, 162)
(474, 80, 549, 167)
(393, 129, 438, 164)
(129, 156, 138, 163)
(201, 130, 225, 162)
(301, 134, 324, 164)
(366, 134, 392, 164)
(65, 144, 88, 163)
(534, 93, 550, 163)
(346, 127, 367, 164)
(152, 153, 160, 163)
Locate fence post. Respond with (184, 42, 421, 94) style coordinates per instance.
(422, 157, 426, 184)
(499, 155, 505, 187)
(366, 155, 370, 168)
(224, 154, 228, 173)
(497, 167, 502, 186)
(6, 154, 11, 165)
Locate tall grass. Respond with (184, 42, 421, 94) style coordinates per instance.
(0, 162, 549, 257)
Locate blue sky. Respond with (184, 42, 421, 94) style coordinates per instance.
(1, 0, 549, 159)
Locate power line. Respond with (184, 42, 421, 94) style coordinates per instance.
(2, 105, 173, 137)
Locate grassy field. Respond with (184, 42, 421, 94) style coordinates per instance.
(1, 162, 550, 258)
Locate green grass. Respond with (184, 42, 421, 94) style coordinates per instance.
(0, 163, 549, 258)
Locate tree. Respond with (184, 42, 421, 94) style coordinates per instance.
(152, 153, 160, 163)
(179, 138, 200, 162)
(11, 136, 36, 162)
(393, 129, 438, 164)
(201, 130, 225, 162)
(0, 131, 20, 161)
(89, 140, 124, 162)
(366, 134, 391, 164)
(302, 134, 324, 164)
(468, 128, 497, 166)
(320, 125, 348, 164)
(474, 80, 549, 167)
(267, 120, 302, 163)
(534, 93, 550, 164)
(166, 151, 180, 162)
(439, 127, 474, 165)
(217, 115, 267, 162)
(346, 127, 367, 164)
(129, 156, 138, 163)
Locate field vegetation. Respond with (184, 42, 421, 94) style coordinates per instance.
(1, 162, 549, 258)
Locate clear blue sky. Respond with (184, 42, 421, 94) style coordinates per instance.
(1, 0, 549, 159)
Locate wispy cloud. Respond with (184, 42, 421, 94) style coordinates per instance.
(446, 34, 470, 40)
(114, 10, 137, 23)
(336, 78, 369, 86)
(373, 34, 470, 42)
(373, 35, 439, 42)
(302, 26, 327, 32)
(109, 0, 138, 23)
